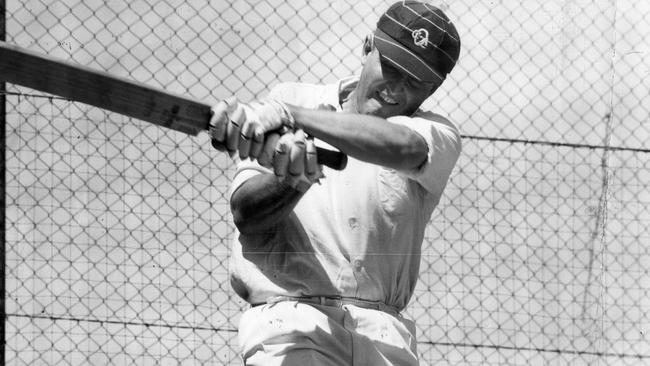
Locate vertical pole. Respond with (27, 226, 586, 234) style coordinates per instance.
(0, 0, 6, 364)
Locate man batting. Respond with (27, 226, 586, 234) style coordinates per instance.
(210, 1, 462, 364)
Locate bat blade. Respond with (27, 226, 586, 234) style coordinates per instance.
(0, 41, 209, 136)
(0, 41, 347, 170)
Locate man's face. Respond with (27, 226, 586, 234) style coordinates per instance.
(353, 46, 440, 118)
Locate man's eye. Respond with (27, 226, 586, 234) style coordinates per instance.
(380, 60, 399, 74)
(407, 78, 422, 88)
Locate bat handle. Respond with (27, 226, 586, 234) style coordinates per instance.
(316, 147, 347, 170)
(211, 139, 347, 170)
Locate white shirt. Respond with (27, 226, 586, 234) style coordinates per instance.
(228, 78, 461, 311)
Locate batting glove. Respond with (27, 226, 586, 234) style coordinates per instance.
(209, 97, 294, 160)
(209, 96, 246, 156)
(236, 98, 294, 160)
(271, 129, 323, 192)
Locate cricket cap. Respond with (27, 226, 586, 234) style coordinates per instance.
(374, 1, 460, 82)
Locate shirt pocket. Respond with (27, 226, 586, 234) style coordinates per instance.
(378, 168, 410, 216)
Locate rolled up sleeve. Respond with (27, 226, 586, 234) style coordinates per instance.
(387, 112, 462, 195)
(228, 157, 272, 200)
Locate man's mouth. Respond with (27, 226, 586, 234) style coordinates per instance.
(377, 88, 399, 105)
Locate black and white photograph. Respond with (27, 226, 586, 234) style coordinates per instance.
(1, 1, 649, 365)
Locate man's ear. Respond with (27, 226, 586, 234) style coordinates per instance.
(361, 34, 374, 62)
(427, 79, 444, 96)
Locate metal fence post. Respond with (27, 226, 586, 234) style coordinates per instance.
(0, 0, 6, 363)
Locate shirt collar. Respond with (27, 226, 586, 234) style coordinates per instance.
(320, 76, 359, 112)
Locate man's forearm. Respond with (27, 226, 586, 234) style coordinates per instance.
(230, 105, 428, 234)
(288, 106, 428, 171)
(230, 173, 305, 235)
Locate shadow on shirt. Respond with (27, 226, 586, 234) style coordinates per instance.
(231, 212, 339, 301)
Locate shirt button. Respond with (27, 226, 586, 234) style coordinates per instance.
(348, 217, 359, 229)
(353, 259, 363, 271)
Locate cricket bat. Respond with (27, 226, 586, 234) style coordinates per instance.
(0, 41, 347, 170)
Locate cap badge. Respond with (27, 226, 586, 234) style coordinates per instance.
(412, 28, 429, 48)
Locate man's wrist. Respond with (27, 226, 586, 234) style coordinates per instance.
(277, 174, 311, 193)
(273, 100, 295, 129)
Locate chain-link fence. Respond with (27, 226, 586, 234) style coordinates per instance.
(3, 0, 649, 365)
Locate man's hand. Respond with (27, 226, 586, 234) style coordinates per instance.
(210, 96, 246, 156)
(210, 97, 295, 160)
(268, 129, 322, 192)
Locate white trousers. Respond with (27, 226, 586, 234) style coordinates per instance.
(238, 301, 419, 366)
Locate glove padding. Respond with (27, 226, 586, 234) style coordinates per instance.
(266, 129, 322, 192)
(209, 96, 295, 160)
(209, 96, 246, 155)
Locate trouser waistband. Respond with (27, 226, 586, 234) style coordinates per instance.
(254, 295, 401, 316)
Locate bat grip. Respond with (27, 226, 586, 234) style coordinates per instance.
(211, 139, 347, 170)
(315, 147, 347, 170)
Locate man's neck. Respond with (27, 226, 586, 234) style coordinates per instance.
(340, 90, 357, 113)
(338, 77, 359, 113)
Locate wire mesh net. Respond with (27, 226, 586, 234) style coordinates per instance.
(4, 0, 650, 365)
